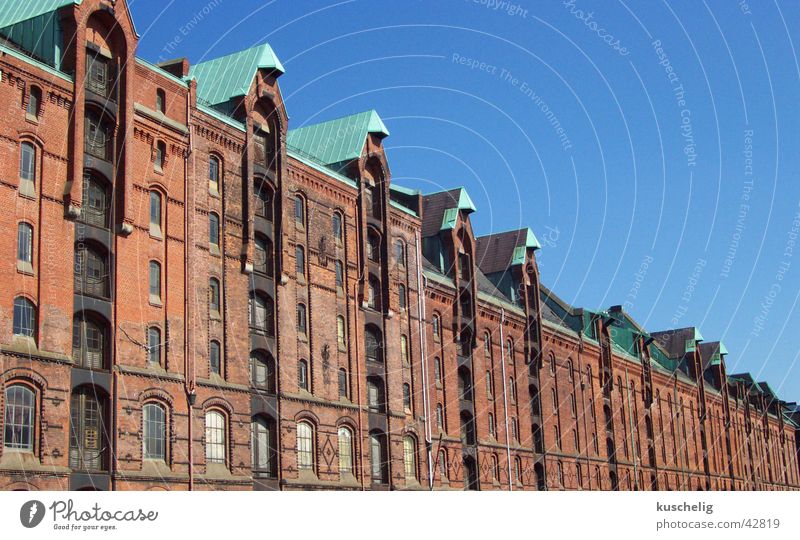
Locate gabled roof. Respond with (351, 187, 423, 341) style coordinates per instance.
(286, 110, 389, 167)
(420, 188, 476, 238)
(699, 341, 727, 368)
(189, 43, 284, 106)
(650, 327, 703, 358)
(475, 228, 540, 276)
(0, 0, 78, 30)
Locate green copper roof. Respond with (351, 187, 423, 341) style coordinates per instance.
(454, 187, 476, 213)
(694, 327, 704, 342)
(0, 0, 78, 29)
(189, 43, 285, 106)
(286, 110, 389, 166)
(510, 228, 541, 264)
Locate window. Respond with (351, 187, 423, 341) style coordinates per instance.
(156, 89, 166, 113)
(432, 314, 441, 340)
(338, 369, 348, 399)
(492, 454, 500, 481)
(147, 327, 161, 366)
(209, 279, 221, 316)
(143, 403, 166, 461)
(403, 436, 417, 479)
(403, 383, 412, 411)
(296, 421, 314, 470)
(296, 303, 307, 335)
(486, 371, 493, 398)
(370, 431, 388, 484)
(69, 388, 107, 470)
(205, 410, 226, 464)
(74, 243, 109, 298)
(149, 261, 161, 302)
(209, 156, 220, 193)
(511, 418, 519, 441)
(366, 231, 380, 262)
(294, 196, 305, 226)
(438, 450, 448, 480)
(515, 457, 523, 484)
(434, 357, 442, 384)
(367, 377, 385, 412)
(17, 223, 33, 268)
(395, 241, 405, 267)
(401, 335, 409, 365)
(506, 339, 514, 361)
(4, 385, 34, 451)
(335, 260, 344, 290)
(251, 352, 276, 393)
(549, 354, 556, 374)
(552, 388, 558, 413)
(149, 191, 162, 236)
(255, 181, 273, 220)
(295, 245, 305, 278)
(338, 426, 353, 474)
(19, 142, 35, 194)
(209, 341, 221, 376)
(85, 110, 112, 160)
(86, 49, 112, 97)
(488, 413, 495, 437)
(570, 394, 577, 417)
(337, 316, 346, 349)
(365, 325, 383, 363)
(209, 213, 220, 250)
(252, 416, 276, 476)
(509, 377, 516, 402)
(81, 173, 110, 228)
(398, 284, 407, 310)
(366, 275, 379, 310)
(436, 404, 444, 429)
(72, 313, 106, 369)
(484, 333, 492, 357)
(13, 297, 35, 338)
(249, 291, 274, 336)
(27, 86, 41, 118)
(254, 235, 273, 277)
(332, 213, 343, 243)
(298, 360, 309, 391)
(155, 141, 166, 170)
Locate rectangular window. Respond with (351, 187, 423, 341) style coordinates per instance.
(17, 224, 32, 264)
(297, 304, 307, 334)
(19, 142, 35, 195)
(295, 246, 305, 278)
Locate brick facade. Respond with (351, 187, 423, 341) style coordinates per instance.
(0, 0, 797, 491)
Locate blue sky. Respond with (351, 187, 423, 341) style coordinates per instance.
(130, 0, 800, 402)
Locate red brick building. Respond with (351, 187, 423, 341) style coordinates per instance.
(0, 0, 797, 491)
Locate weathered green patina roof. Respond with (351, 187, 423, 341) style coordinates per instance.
(287, 110, 389, 166)
(0, 0, 78, 29)
(189, 43, 285, 106)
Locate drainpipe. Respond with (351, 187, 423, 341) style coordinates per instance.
(577, 332, 591, 489)
(499, 308, 513, 491)
(184, 88, 196, 491)
(624, 365, 637, 489)
(414, 232, 433, 489)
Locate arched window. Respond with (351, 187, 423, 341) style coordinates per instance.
(509, 377, 516, 402)
(335, 260, 344, 290)
(149, 261, 161, 302)
(491, 454, 500, 481)
(209, 213, 220, 250)
(143, 403, 166, 461)
(549, 353, 556, 374)
(85, 109, 112, 161)
(294, 195, 305, 226)
(486, 371, 493, 398)
(401, 335, 409, 365)
(432, 313, 441, 340)
(370, 431, 389, 484)
(27, 86, 41, 118)
(366, 230, 380, 262)
(295, 245, 305, 278)
(17, 223, 33, 269)
(511, 417, 519, 441)
(367, 377, 385, 412)
(484, 332, 492, 357)
(567, 360, 574, 382)
(3, 385, 35, 450)
(532, 423, 543, 453)
(438, 450, 448, 480)
(209, 156, 220, 193)
(147, 326, 161, 366)
(251, 352, 276, 393)
(332, 213, 343, 243)
(515, 457, 523, 484)
(209, 278, 220, 316)
(69, 388, 107, 470)
(488, 413, 495, 437)
(296, 303, 307, 335)
(156, 88, 166, 113)
(460, 412, 476, 445)
(530, 384, 540, 416)
(554, 424, 562, 449)
(254, 235, 274, 277)
(506, 339, 514, 361)
(403, 383, 412, 411)
(72, 313, 106, 369)
(458, 367, 472, 402)
(338, 368, 348, 399)
(81, 173, 110, 228)
(298, 359, 309, 391)
(464, 456, 478, 490)
(255, 181, 273, 221)
(436, 404, 444, 429)
(155, 141, 166, 170)
(434, 357, 442, 384)
(296, 421, 314, 470)
(149, 190, 162, 236)
(365, 325, 383, 363)
(403, 435, 417, 479)
(551, 388, 558, 413)
(209, 340, 221, 376)
(394, 240, 405, 267)
(557, 461, 564, 487)
(337, 316, 346, 349)
(19, 141, 36, 193)
(398, 284, 407, 310)
(252, 415, 277, 477)
(248, 291, 274, 337)
(338, 426, 353, 474)
(205, 410, 226, 464)
(366, 275, 380, 310)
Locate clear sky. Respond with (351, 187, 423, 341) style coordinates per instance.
(129, 0, 800, 403)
